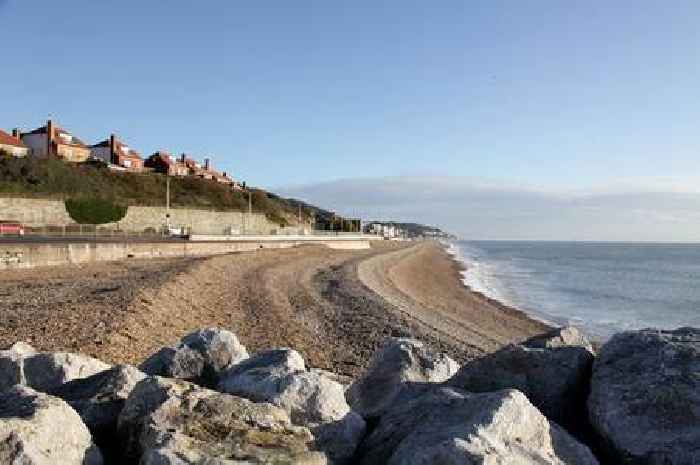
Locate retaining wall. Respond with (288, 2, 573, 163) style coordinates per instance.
(108, 206, 278, 234)
(0, 237, 371, 270)
(0, 198, 73, 226)
(0, 197, 281, 234)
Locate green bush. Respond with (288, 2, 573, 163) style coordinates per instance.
(65, 198, 128, 224)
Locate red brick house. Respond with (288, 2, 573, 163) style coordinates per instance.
(0, 129, 29, 157)
(144, 151, 189, 176)
(90, 134, 144, 171)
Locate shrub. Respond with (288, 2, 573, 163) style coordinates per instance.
(65, 197, 128, 224)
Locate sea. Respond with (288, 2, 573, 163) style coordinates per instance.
(448, 241, 700, 341)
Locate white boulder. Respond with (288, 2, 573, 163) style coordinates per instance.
(359, 386, 599, 465)
(346, 338, 459, 419)
(0, 385, 103, 465)
(140, 328, 249, 387)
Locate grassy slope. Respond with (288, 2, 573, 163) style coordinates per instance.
(0, 155, 314, 226)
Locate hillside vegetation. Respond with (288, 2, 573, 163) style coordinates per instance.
(0, 155, 320, 226)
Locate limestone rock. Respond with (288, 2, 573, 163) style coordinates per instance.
(448, 326, 594, 429)
(219, 349, 365, 463)
(118, 375, 326, 464)
(0, 385, 103, 465)
(588, 327, 700, 464)
(346, 338, 459, 419)
(275, 371, 366, 464)
(140, 328, 249, 388)
(525, 325, 595, 353)
(22, 352, 111, 392)
(0, 342, 36, 391)
(359, 386, 599, 465)
(49, 364, 146, 436)
(218, 348, 306, 401)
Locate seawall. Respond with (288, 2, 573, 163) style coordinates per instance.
(0, 236, 371, 270)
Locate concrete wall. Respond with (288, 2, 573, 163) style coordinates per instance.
(0, 237, 371, 270)
(0, 198, 73, 225)
(111, 206, 280, 234)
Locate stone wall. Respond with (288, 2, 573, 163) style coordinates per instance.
(111, 206, 279, 235)
(0, 197, 281, 235)
(0, 197, 73, 226)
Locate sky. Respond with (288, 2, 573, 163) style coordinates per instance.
(1, 1, 699, 240)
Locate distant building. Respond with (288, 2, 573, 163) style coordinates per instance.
(21, 120, 90, 162)
(90, 134, 144, 171)
(144, 151, 189, 176)
(0, 129, 29, 157)
(364, 222, 403, 239)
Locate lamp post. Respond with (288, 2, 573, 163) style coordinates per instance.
(165, 175, 171, 234)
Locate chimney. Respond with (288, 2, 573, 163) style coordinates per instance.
(180, 153, 186, 163)
(204, 158, 210, 171)
(11, 128, 21, 141)
(222, 171, 227, 177)
(46, 119, 54, 156)
(109, 134, 116, 163)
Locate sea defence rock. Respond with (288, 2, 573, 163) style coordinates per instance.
(525, 325, 595, 352)
(346, 337, 459, 419)
(447, 326, 594, 429)
(118, 375, 326, 464)
(358, 386, 599, 465)
(48, 364, 146, 438)
(0, 341, 36, 391)
(23, 352, 111, 392)
(588, 327, 700, 464)
(140, 328, 249, 388)
(219, 348, 366, 463)
(218, 348, 306, 400)
(0, 385, 104, 465)
(1, 343, 110, 393)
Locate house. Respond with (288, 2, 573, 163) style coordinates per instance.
(21, 120, 90, 162)
(90, 134, 144, 171)
(144, 151, 189, 176)
(180, 154, 212, 179)
(0, 129, 29, 157)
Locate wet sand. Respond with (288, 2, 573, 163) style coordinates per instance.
(0, 241, 549, 375)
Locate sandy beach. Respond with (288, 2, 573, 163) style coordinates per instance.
(0, 241, 548, 376)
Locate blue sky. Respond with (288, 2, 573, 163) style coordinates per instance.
(2, 1, 699, 239)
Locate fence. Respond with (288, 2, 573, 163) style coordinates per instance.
(1, 224, 362, 239)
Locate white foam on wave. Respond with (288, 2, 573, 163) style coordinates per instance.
(445, 241, 512, 306)
(444, 240, 564, 330)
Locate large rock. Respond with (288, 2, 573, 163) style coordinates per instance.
(0, 342, 36, 391)
(588, 327, 700, 464)
(1, 343, 110, 393)
(23, 352, 111, 392)
(448, 326, 594, 429)
(0, 385, 103, 465)
(49, 364, 146, 437)
(219, 349, 365, 463)
(525, 326, 595, 352)
(358, 386, 599, 465)
(218, 348, 306, 401)
(140, 328, 249, 388)
(346, 338, 459, 419)
(118, 375, 327, 464)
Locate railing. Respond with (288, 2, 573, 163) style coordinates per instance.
(0, 224, 367, 239)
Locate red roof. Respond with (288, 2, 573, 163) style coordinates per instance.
(0, 129, 26, 148)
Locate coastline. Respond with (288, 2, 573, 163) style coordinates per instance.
(445, 240, 562, 330)
(0, 240, 550, 374)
